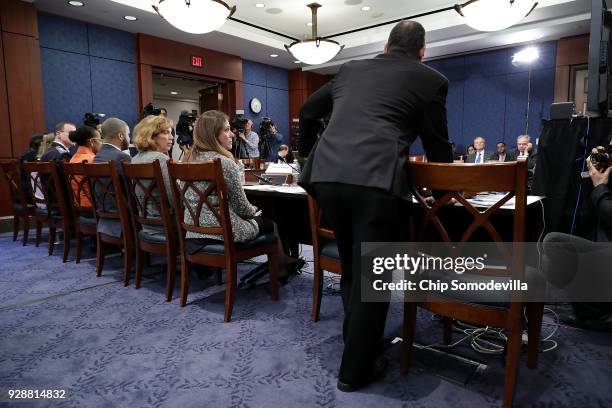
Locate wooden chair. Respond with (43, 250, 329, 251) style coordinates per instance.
(0, 159, 36, 245)
(22, 161, 73, 261)
(122, 160, 178, 301)
(307, 195, 342, 322)
(400, 160, 543, 408)
(62, 162, 97, 264)
(167, 159, 280, 322)
(84, 161, 134, 286)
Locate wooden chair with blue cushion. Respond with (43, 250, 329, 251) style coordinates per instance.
(307, 195, 342, 322)
(22, 161, 73, 261)
(62, 162, 97, 264)
(400, 160, 543, 408)
(121, 160, 178, 301)
(0, 159, 36, 246)
(167, 159, 280, 322)
(84, 161, 134, 286)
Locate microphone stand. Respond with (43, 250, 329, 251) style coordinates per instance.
(279, 157, 301, 173)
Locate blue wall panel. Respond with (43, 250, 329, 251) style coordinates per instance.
(40, 48, 92, 129)
(91, 57, 137, 128)
(38, 13, 88, 54)
(242, 60, 290, 145)
(38, 12, 138, 130)
(414, 41, 556, 155)
(88, 24, 135, 63)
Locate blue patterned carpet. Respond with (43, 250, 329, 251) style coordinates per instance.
(0, 232, 611, 408)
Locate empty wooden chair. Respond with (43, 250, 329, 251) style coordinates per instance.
(0, 159, 36, 245)
(307, 195, 342, 322)
(400, 160, 543, 408)
(84, 161, 134, 285)
(168, 159, 280, 322)
(122, 160, 178, 301)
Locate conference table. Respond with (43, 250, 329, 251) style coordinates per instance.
(243, 183, 546, 248)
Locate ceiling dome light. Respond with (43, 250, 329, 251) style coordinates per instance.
(454, 0, 538, 32)
(152, 0, 236, 34)
(68, 1, 84, 6)
(285, 3, 343, 65)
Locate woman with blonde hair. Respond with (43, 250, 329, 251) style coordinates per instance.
(185, 110, 286, 265)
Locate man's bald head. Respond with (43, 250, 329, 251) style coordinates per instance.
(385, 21, 426, 59)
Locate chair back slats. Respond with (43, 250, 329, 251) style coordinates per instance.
(0, 160, 28, 208)
(167, 159, 233, 249)
(61, 162, 94, 218)
(121, 160, 172, 230)
(407, 160, 527, 281)
(22, 161, 65, 217)
(85, 162, 124, 220)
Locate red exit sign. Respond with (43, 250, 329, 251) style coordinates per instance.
(191, 55, 203, 68)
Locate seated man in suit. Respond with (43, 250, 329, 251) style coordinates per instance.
(93, 117, 132, 238)
(490, 141, 513, 162)
(511, 134, 536, 170)
(40, 122, 76, 162)
(465, 136, 488, 163)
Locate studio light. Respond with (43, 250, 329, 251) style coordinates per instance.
(512, 46, 539, 64)
(285, 3, 344, 65)
(454, 0, 538, 32)
(152, 0, 236, 34)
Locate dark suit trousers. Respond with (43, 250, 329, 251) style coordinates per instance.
(313, 182, 411, 384)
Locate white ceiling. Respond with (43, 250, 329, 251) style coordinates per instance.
(33, 0, 591, 74)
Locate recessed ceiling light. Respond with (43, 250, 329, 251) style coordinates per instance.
(361, 6, 371, 11)
(255, 3, 265, 7)
(124, 15, 137, 21)
(266, 8, 282, 14)
(270, 54, 278, 58)
(294, 61, 301, 64)
(67, 1, 84, 6)
(170, 91, 178, 95)
(306, 22, 313, 26)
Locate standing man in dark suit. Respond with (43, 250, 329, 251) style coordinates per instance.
(93, 117, 131, 238)
(299, 21, 452, 392)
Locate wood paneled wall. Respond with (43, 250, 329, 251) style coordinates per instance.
(288, 69, 332, 122)
(0, 0, 45, 217)
(554, 34, 589, 103)
(136, 34, 243, 116)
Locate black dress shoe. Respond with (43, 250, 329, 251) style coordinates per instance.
(337, 356, 389, 393)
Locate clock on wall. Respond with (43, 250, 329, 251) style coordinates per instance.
(249, 97, 262, 114)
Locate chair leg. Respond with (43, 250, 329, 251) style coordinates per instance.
(400, 302, 418, 375)
(75, 232, 82, 264)
(12, 215, 19, 241)
(165, 253, 176, 302)
(96, 237, 105, 277)
(62, 226, 71, 263)
(443, 317, 453, 345)
(21, 214, 30, 246)
(268, 250, 279, 301)
(503, 327, 522, 408)
(224, 263, 237, 322)
(312, 257, 323, 322)
(48, 227, 56, 256)
(179, 255, 191, 307)
(135, 249, 144, 289)
(35, 219, 42, 247)
(527, 303, 544, 369)
(123, 244, 132, 287)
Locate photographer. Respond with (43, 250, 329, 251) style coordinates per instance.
(260, 119, 284, 162)
(232, 116, 259, 159)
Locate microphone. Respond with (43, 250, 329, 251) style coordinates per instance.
(253, 174, 271, 184)
(279, 157, 301, 173)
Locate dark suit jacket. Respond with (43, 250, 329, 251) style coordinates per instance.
(93, 144, 132, 237)
(591, 184, 612, 242)
(489, 151, 514, 162)
(298, 51, 452, 199)
(508, 149, 536, 170)
(464, 151, 491, 163)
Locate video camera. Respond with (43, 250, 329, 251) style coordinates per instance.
(231, 115, 249, 134)
(591, 145, 612, 170)
(259, 117, 274, 136)
(176, 110, 197, 148)
(142, 103, 162, 117)
(83, 112, 105, 128)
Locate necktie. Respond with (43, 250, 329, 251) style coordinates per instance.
(476, 153, 481, 163)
